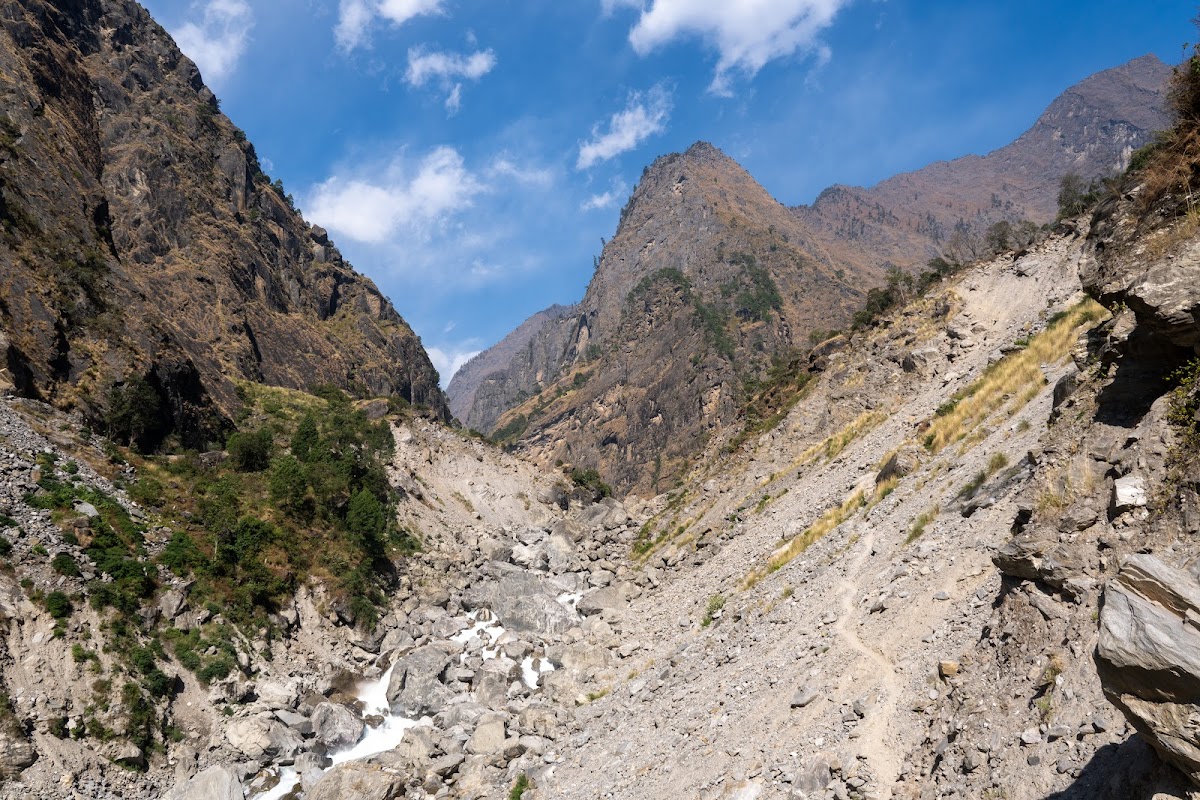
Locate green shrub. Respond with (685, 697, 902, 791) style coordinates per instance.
(51, 553, 80, 578)
(701, 594, 726, 627)
(226, 428, 273, 472)
(45, 591, 71, 619)
(570, 468, 613, 499)
(0, 535, 11, 557)
(509, 774, 531, 800)
(127, 475, 165, 507)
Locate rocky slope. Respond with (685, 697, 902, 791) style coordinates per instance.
(794, 54, 1172, 275)
(0, 0, 445, 446)
(3, 136, 1200, 800)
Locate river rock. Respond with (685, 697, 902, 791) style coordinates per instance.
(312, 702, 365, 750)
(1097, 554, 1200, 787)
(464, 569, 577, 636)
(226, 717, 305, 760)
(307, 762, 404, 800)
(168, 765, 243, 800)
(386, 645, 454, 717)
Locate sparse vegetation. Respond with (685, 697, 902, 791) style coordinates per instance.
(509, 774, 531, 800)
(570, 467, 613, 499)
(745, 489, 867, 588)
(701, 594, 726, 627)
(906, 506, 940, 544)
(921, 300, 1106, 453)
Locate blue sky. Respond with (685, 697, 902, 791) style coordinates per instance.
(141, 0, 1195, 385)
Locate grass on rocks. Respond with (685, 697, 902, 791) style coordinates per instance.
(921, 299, 1106, 454)
(744, 487, 868, 589)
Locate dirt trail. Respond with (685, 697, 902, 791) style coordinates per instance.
(834, 529, 903, 797)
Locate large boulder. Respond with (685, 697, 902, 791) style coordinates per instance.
(311, 702, 365, 750)
(992, 528, 1089, 593)
(386, 645, 454, 718)
(307, 763, 404, 800)
(225, 717, 305, 760)
(464, 569, 577, 636)
(168, 765, 243, 800)
(1096, 554, 1200, 786)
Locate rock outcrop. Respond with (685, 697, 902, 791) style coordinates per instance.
(0, 0, 446, 445)
(1097, 555, 1200, 786)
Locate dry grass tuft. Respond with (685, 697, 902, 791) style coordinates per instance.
(922, 300, 1106, 453)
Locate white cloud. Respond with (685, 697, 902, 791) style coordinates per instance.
(336, 0, 446, 51)
(577, 85, 672, 170)
(427, 344, 482, 386)
(580, 178, 628, 211)
(173, 0, 253, 86)
(404, 47, 497, 112)
(306, 146, 484, 244)
(487, 158, 555, 188)
(613, 0, 850, 95)
(406, 47, 497, 86)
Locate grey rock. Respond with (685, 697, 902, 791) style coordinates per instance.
(790, 685, 820, 708)
(307, 763, 404, 800)
(1111, 475, 1148, 513)
(311, 702, 365, 750)
(168, 765, 242, 800)
(577, 585, 627, 616)
(226, 717, 305, 760)
(466, 712, 508, 755)
(386, 645, 455, 718)
(464, 570, 577, 635)
(1097, 554, 1200, 787)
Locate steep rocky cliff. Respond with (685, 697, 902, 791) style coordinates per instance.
(447, 303, 578, 433)
(480, 142, 863, 494)
(0, 0, 446, 446)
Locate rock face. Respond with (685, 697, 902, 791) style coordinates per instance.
(0, 0, 446, 444)
(306, 763, 404, 800)
(168, 765, 242, 800)
(1097, 555, 1200, 786)
(795, 54, 1172, 277)
(448, 303, 578, 432)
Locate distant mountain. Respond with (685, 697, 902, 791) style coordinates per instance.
(793, 54, 1172, 273)
(448, 55, 1172, 494)
(448, 303, 579, 431)
(0, 0, 446, 445)
(467, 142, 863, 493)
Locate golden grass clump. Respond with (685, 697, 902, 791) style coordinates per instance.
(922, 299, 1106, 453)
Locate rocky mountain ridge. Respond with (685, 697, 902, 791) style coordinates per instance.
(474, 141, 864, 493)
(451, 55, 1172, 496)
(0, 0, 446, 446)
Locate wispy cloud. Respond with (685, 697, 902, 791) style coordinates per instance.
(306, 146, 484, 245)
(173, 0, 254, 87)
(336, 0, 446, 51)
(581, 178, 628, 211)
(577, 85, 672, 170)
(610, 0, 851, 95)
(427, 343, 482, 386)
(405, 47, 497, 113)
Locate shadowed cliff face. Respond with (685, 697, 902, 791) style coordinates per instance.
(0, 0, 446, 444)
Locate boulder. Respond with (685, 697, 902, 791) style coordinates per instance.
(1112, 475, 1148, 513)
(992, 528, 1088, 593)
(105, 741, 145, 769)
(464, 570, 577, 636)
(307, 763, 404, 800)
(1097, 554, 1200, 786)
(466, 712, 507, 755)
(386, 645, 454, 717)
(876, 445, 922, 484)
(576, 585, 627, 616)
(168, 765, 243, 800)
(311, 702, 365, 750)
(0, 726, 36, 776)
(225, 717, 305, 760)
